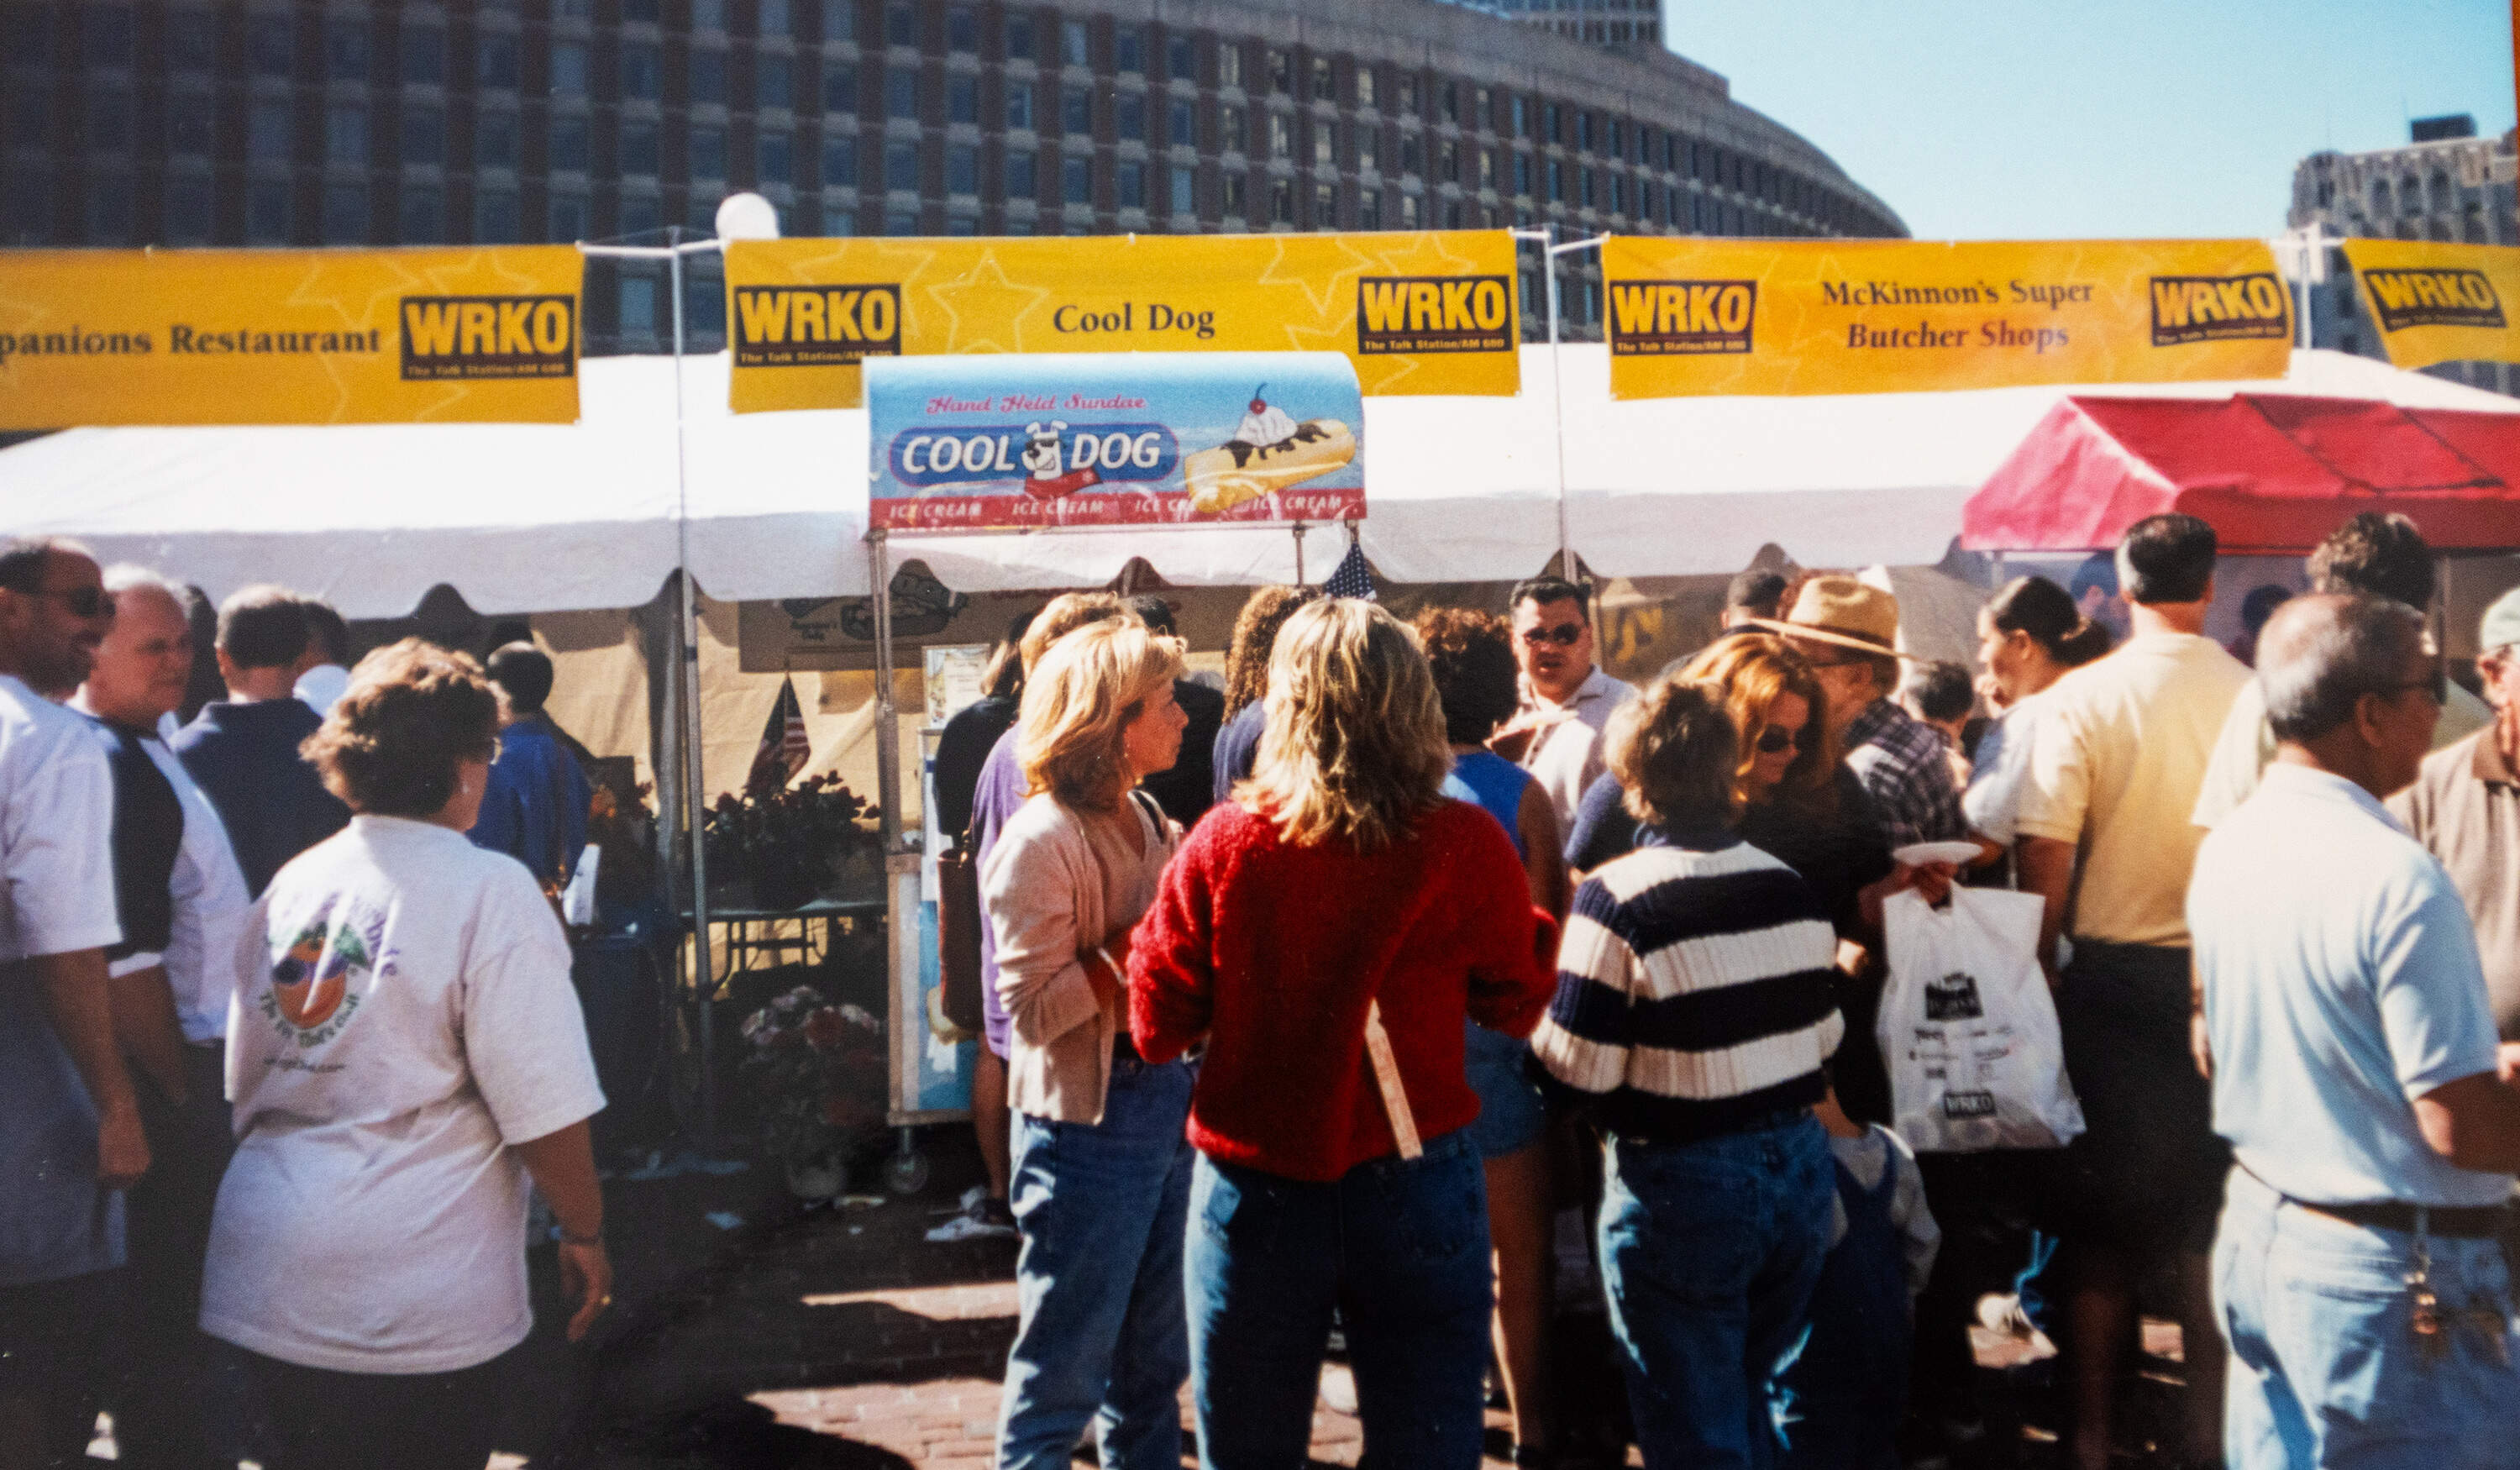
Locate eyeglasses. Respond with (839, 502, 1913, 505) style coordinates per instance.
(1754, 723, 1813, 755)
(29, 585, 113, 620)
(1519, 622, 1585, 648)
(2383, 669, 2449, 706)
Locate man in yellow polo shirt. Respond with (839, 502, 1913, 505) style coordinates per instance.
(2016, 513, 2250, 1470)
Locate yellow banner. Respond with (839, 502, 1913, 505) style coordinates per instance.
(1603, 237, 2294, 397)
(0, 247, 582, 428)
(723, 231, 1520, 412)
(2339, 239, 2520, 370)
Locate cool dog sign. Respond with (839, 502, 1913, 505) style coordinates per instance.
(865, 352, 1364, 532)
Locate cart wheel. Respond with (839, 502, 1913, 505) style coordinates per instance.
(885, 1145, 929, 1195)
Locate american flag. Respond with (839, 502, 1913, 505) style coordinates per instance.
(1323, 542, 1378, 601)
(748, 674, 812, 790)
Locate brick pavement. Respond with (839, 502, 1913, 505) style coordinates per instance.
(543, 1130, 2202, 1468)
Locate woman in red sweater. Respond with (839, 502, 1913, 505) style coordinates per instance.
(1127, 598, 1558, 1470)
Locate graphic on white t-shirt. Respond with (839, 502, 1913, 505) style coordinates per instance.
(257, 897, 388, 1052)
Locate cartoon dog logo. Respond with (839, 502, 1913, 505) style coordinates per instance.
(1021, 419, 1103, 500)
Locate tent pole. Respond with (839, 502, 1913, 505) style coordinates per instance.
(668, 226, 720, 1151)
(1292, 522, 1308, 585)
(870, 531, 900, 853)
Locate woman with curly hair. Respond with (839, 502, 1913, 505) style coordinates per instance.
(200, 640, 607, 1470)
(1208, 584, 1320, 804)
(1131, 599, 1558, 1470)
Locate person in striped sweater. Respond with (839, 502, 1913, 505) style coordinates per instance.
(1531, 675, 1845, 1470)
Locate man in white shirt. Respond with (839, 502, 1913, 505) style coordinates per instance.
(2192, 592, 2520, 1468)
(2193, 512, 2492, 831)
(74, 566, 254, 1470)
(0, 537, 147, 1468)
(1492, 577, 1634, 835)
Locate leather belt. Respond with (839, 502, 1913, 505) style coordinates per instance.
(2296, 1198, 2512, 1240)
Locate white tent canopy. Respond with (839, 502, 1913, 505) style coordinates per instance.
(5, 345, 2512, 616)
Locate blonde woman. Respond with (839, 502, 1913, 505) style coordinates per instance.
(1129, 600, 1558, 1470)
(982, 618, 1192, 1470)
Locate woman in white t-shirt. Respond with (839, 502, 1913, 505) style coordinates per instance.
(202, 640, 608, 1470)
(1964, 576, 2113, 852)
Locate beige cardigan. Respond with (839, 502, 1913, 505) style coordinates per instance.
(979, 790, 1177, 1125)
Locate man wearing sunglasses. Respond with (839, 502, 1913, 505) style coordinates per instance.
(0, 537, 151, 1469)
(1492, 577, 1634, 836)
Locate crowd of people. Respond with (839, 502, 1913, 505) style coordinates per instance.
(7, 501, 2520, 1470)
(0, 539, 609, 1470)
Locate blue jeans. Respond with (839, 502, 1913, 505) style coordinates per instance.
(998, 1053, 1196, 1470)
(1186, 1130, 1494, 1470)
(1600, 1112, 1835, 1470)
(2214, 1167, 2520, 1470)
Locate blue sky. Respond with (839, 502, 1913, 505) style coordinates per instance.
(1662, 0, 2515, 239)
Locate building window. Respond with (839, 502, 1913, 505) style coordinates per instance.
(246, 179, 291, 242)
(86, 87, 131, 152)
(1168, 97, 1194, 149)
(948, 75, 978, 124)
(1063, 154, 1089, 203)
(551, 114, 590, 171)
(1116, 27, 1142, 74)
(1357, 127, 1378, 171)
(822, 203, 855, 234)
(1544, 102, 1561, 144)
(402, 107, 445, 167)
(1170, 162, 1193, 214)
(1268, 50, 1289, 94)
(948, 5, 978, 53)
(1270, 177, 1293, 223)
(326, 16, 368, 81)
(617, 194, 659, 234)
(1168, 35, 1195, 83)
(1396, 75, 1416, 113)
(948, 142, 977, 194)
(695, 0, 727, 33)
(165, 175, 212, 241)
(248, 100, 291, 162)
(1514, 152, 1530, 197)
(1005, 81, 1032, 130)
(1358, 187, 1378, 228)
(759, 131, 792, 184)
(1312, 181, 1335, 228)
(758, 57, 792, 110)
(1118, 159, 1143, 207)
(1401, 192, 1420, 227)
(886, 3, 914, 48)
(760, 0, 791, 37)
(549, 40, 589, 97)
(83, 174, 131, 242)
(476, 112, 519, 170)
(2, 165, 51, 245)
(1005, 13, 1033, 62)
(1312, 121, 1333, 169)
(325, 104, 366, 165)
(1473, 86, 1490, 130)
(1511, 95, 1528, 138)
(821, 0, 853, 43)
(622, 41, 661, 99)
(1117, 93, 1144, 142)
(248, 15, 292, 80)
(690, 48, 727, 104)
(322, 182, 365, 242)
(1310, 57, 1332, 102)
(885, 139, 916, 191)
(822, 134, 858, 186)
(1441, 81, 1457, 123)
(885, 209, 917, 234)
(1478, 149, 1495, 191)
(1357, 67, 1377, 110)
(1217, 44, 1241, 90)
(1222, 171, 1245, 215)
(622, 120, 660, 175)
(1579, 168, 1593, 208)
(1005, 149, 1035, 197)
(167, 12, 217, 73)
(1399, 134, 1420, 176)
(478, 31, 520, 91)
(1062, 20, 1088, 67)
(1547, 158, 1562, 202)
(1443, 198, 1462, 228)
(619, 273, 657, 333)
(1062, 85, 1089, 134)
(887, 69, 916, 120)
(1268, 113, 1290, 158)
(824, 63, 858, 112)
(1439, 139, 1457, 182)
(168, 92, 213, 155)
(1220, 105, 1244, 153)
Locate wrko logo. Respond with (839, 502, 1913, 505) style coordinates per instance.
(732, 285, 903, 366)
(2146, 274, 2287, 346)
(1355, 276, 1514, 353)
(400, 296, 575, 380)
(1606, 281, 1756, 354)
(2362, 269, 2506, 333)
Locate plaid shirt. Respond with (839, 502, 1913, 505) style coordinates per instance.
(1842, 699, 1967, 850)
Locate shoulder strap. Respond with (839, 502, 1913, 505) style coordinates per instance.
(1362, 1002, 1423, 1160)
(1129, 788, 1164, 829)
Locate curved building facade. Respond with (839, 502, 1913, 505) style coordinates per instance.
(0, 0, 1905, 348)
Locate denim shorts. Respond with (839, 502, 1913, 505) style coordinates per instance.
(1462, 1022, 1547, 1159)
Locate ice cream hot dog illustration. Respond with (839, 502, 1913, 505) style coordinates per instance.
(1183, 384, 1356, 513)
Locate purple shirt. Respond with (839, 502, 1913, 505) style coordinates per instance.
(969, 727, 1029, 1058)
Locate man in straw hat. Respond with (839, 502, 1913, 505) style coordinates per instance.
(1752, 574, 1967, 854)
(2015, 512, 2249, 1470)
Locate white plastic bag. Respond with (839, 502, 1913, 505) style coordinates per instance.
(1876, 887, 2084, 1152)
(559, 844, 601, 927)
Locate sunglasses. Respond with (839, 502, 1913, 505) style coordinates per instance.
(1754, 723, 1813, 755)
(32, 585, 114, 620)
(1520, 622, 1585, 648)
